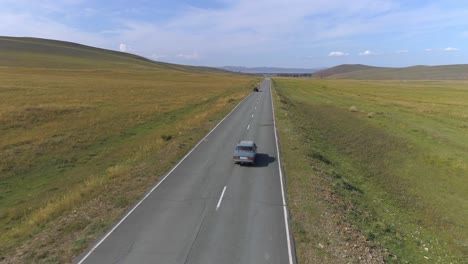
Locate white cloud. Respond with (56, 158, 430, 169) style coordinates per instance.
(151, 53, 168, 59)
(395, 50, 409, 54)
(358, 50, 377, 56)
(119, 43, 127, 52)
(176, 52, 199, 60)
(328, 51, 349, 56)
(425, 47, 459, 52)
(0, 12, 111, 49)
(444, 47, 459, 52)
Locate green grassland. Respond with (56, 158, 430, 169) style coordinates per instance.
(0, 37, 259, 262)
(272, 78, 467, 263)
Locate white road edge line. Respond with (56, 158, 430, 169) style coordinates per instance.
(269, 79, 294, 264)
(216, 186, 227, 211)
(247, 124, 250, 130)
(77, 92, 254, 264)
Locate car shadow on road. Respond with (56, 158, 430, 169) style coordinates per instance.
(254, 153, 276, 167)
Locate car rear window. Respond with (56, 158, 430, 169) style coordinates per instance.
(236, 146, 253, 152)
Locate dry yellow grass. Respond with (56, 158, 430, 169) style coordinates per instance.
(0, 60, 259, 262)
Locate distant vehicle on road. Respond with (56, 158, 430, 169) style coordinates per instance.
(253, 87, 259, 92)
(233, 140, 257, 165)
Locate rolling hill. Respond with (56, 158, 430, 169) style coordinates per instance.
(312, 64, 386, 78)
(0, 36, 225, 73)
(313, 64, 468, 80)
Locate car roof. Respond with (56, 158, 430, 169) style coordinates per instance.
(237, 140, 255, 146)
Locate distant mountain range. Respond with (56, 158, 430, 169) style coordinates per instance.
(223, 64, 468, 79)
(221, 66, 323, 74)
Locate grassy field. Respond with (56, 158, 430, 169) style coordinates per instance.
(272, 78, 467, 263)
(0, 37, 259, 263)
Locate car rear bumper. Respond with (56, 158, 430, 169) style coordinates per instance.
(233, 158, 255, 164)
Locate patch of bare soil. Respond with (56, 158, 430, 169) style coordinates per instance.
(290, 163, 389, 264)
(316, 182, 388, 263)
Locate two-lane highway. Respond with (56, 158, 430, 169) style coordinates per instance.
(75, 78, 295, 264)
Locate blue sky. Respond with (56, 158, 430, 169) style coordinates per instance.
(1, 0, 467, 68)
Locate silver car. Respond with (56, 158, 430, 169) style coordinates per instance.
(233, 140, 257, 165)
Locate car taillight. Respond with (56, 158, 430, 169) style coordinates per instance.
(233, 156, 239, 159)
(248, 157, 254, 160)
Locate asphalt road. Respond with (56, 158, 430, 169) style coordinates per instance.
(75, 78, 296, 264)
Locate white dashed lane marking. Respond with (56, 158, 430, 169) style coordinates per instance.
(216, 186, 227, 211)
